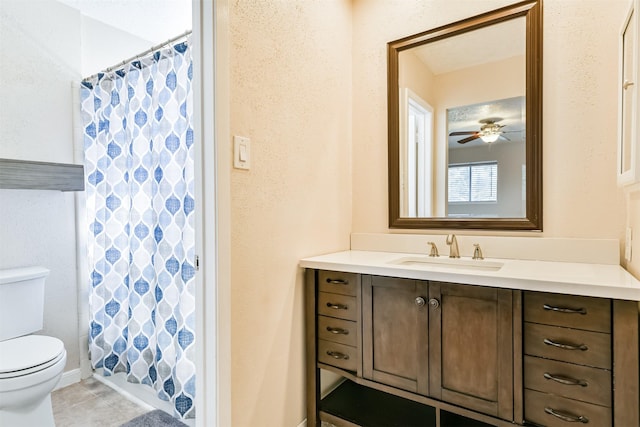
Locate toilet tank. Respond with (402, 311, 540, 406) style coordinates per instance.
(0, 266, 49, 342)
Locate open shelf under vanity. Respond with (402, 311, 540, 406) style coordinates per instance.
(321, 380, 495, 427)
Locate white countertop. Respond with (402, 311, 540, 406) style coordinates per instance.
(300, 250, 640, 301)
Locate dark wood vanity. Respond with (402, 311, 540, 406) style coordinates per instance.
(305, 269, 640, 427)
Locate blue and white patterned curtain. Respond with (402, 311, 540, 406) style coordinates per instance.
(81, 37, 196, 419)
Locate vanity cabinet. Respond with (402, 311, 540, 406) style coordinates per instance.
(305, 268, 640, 427)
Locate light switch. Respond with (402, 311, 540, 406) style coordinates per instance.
(233, 136, 250, 170)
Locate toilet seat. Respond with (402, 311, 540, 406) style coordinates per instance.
(0, 336, 65, 379)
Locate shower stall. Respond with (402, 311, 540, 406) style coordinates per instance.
(80, 34, 196, 422)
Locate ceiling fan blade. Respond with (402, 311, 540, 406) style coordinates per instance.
(499, 134, 511, 142)
(449, 131, 478, 136)
(457, 135, 480, 144)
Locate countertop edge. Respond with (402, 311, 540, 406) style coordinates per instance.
(300, 251, 640, 301)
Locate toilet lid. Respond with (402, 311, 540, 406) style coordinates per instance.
(0, 335, 65, 377)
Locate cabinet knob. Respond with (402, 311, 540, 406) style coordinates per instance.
(429, 298, 440, 309)
(415, 297, 426, 307)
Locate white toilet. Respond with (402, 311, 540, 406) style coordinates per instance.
(0, 266, 67, 427)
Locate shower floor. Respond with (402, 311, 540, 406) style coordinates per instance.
(52, 375, 196, 427)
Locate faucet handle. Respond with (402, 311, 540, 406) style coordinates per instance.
(472, 243, 484, 260)
(427, 242, 439, 257)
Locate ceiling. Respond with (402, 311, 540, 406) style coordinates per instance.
(413, 17, 525, 76)
(57, 0, 191, 44)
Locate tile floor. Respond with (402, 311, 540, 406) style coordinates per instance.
(52, 377, 149, 427)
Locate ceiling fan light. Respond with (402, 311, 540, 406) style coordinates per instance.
(480, 133, 500, 143)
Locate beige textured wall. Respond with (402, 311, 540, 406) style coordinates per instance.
(352, 0, 628, 241)
(228, 2, 352, 426)
(399, 50, 436, 105)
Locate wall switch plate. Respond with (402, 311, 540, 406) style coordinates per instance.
(625, 227, 633, 262)
(233, 136, 250, 170)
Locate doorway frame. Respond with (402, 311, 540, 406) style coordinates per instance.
(193, 1, 231, 426)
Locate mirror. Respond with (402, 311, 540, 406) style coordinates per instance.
(388, 0, 542, 230)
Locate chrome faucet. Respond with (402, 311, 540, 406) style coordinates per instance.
(472, 243, 484, 260)
(446, 234, 460, 258)
(427, 242, 439, 257)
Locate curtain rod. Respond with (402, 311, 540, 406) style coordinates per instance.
(82, 29, 192, 82)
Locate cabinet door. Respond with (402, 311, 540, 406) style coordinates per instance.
(362, 275, 429, 395)
(429, 282, 513, 421)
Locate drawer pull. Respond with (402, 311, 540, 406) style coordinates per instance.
(543, 372, 588, 387)
(326, 351, 350, 360)
(326, 302, 348, 310)
(544, 407, 589, 423)
(543, 338, 589, 351)
(326, 326, 349, 335)
(326, 278, 349, 285)
(543, 304, 587, 315)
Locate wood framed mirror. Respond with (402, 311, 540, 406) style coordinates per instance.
(388, 0, 542, 230)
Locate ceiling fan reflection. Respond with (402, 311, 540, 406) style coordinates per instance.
(449, 117, 519, 144)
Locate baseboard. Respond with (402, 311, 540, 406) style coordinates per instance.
(296, 419, 307, 427)
(54, 368, 82, 390)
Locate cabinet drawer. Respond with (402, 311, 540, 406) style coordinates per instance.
(318, 292, 357, 321)
(318, 316, 357, 347)
(524, 292, 610, 333)
(524, 323, 611, 369)
(319, 270, 358, 296)
(524, 356, 611, 406)
(525, 389, 611, 427)
(318, 339, 357, 372)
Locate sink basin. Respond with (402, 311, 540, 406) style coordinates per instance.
(388, 256, 504, 272)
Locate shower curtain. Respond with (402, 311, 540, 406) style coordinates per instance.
(81, 37, 195, 419)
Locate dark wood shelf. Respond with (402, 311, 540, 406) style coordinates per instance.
(320, 380, 497, 427)
(440, 411, 497, 427)
(321, 380, 436, 427)
(0, 158, 84, 191)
